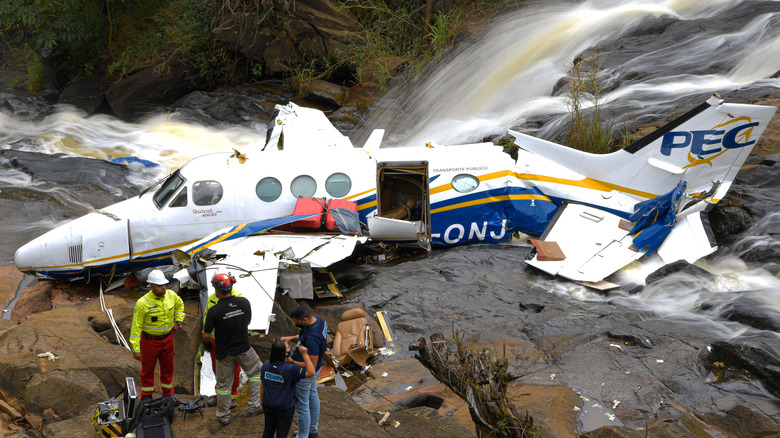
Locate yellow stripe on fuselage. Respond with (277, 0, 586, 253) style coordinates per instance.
(431, 170, 659, 200)
(185, 223, 248, 256)
(431, 194, 551, 214)
(344, 187, 375, 202)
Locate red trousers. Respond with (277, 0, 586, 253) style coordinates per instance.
(210, 338, 241, 397)
(140, 334, 175, 399)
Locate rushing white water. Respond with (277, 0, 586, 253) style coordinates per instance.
(0, 107, 269, 183)
(357, 0, 780, 146)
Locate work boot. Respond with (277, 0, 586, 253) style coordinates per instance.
(309, 433, 319, 438)
(219, 416, 230, 426)
(247, 405, 263, 416)
(229, 400, 238, 409)
(206, 396, 217, 407)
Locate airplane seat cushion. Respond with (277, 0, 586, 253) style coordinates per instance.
(333, 309, 372, 358)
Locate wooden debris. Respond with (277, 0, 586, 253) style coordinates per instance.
(410, 333, 536, 437)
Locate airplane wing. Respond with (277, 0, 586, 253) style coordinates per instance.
(525, 196, 718, 287)
(525, 203, 646, 284)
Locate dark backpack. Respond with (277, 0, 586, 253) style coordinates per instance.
(135, 395, 175, 438)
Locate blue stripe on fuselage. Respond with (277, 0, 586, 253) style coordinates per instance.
(430, 187, 558, 246)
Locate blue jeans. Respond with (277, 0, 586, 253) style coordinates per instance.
(294, 373, 319, 438)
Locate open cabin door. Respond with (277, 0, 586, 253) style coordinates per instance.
(367, 162, 431, 249)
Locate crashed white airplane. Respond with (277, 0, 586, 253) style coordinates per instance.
(14, 95, 777, 301)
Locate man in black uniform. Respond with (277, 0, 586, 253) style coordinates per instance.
(202, 278, 263, 425)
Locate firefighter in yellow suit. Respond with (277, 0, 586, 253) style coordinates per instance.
(129, 269, 186, 399)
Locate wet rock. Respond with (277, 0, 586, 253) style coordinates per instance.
(740, 243, 780, 272)
(330, 85, 380, 132)
(708, 332, 780, 394)
(506, 384, 580, 438)
(351, 358, 473, 432)
(106, 55, 209, 121)
(707, 205, 753, 244)
(606, 326, 654, 349)
(0, 149, 139, 260)
(315, 386, 389, 437)
(305, 79, 348, 107)
(460, 330, 547, 378)
(58, 79, 108, 116)
(378, 406, 476, 437)
(701, 398, 780, 437)
(643, 260, 711, 285)
(716, 294, 780, 332)
(171, 81, 294, 127)
(0, 150, 138, 199)
(518, 302, 545, 313)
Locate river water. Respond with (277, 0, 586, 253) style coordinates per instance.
(1, 0, 779, 358)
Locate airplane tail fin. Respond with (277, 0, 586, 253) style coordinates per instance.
(626, 95, 777, 202)
(510, 96, 775, 204)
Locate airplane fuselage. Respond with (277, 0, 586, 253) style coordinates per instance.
(13, 98, 776, 282)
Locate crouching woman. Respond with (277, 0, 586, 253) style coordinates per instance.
(260, 341, 315, 438)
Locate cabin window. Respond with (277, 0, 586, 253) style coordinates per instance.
(193, 181, 223, 206)
(153, 170, 185, 209)
(256, 177, 282, 202)
(168, 187, 187, 207)
(291, 175, 316, 198)
(452, 174, 479, 193)
(325, 173, 351, 197)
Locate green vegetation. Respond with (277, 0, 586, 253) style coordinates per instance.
(0, 0, 105, 92)
(565, 55, 633, 154)
(341, 0, 518, 87)
(0, 0, 522, 94)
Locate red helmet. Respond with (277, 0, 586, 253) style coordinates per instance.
(211, 273, 236, 291)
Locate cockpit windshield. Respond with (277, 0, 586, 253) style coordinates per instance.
(153, 170, 185, 209)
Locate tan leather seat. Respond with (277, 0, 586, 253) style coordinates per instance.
(332, 308, 374, 367)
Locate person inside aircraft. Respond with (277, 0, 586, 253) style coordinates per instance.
(381, 198, 416, 220)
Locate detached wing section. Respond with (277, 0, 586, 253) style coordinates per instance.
(525, 203, 717, 285)
(526, 203, 644, 283)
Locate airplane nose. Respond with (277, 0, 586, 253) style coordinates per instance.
(13, 240, 43, 274)
(13, 226, 82, 276)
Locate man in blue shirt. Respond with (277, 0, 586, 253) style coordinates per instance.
(280, 305, 327, 438)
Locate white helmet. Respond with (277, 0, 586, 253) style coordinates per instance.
(147, 269, 168, 285)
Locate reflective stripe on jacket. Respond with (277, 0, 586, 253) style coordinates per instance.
(130, 290, 185, 353)
(203, 289, 244, 336)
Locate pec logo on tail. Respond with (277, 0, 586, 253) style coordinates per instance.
(660, 117, 758, 167)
